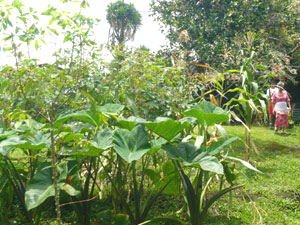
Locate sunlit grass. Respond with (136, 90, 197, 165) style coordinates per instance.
(207, 125, 300, 225)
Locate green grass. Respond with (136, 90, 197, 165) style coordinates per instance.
(206, 125, 300, 225)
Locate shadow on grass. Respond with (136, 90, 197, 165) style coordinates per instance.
(206, 214, 245, 225)
(253, 139, 300, 154)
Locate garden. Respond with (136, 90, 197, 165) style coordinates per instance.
(0, 0, 300, 225)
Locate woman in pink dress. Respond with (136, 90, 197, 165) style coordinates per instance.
(272, 82, 291, 134)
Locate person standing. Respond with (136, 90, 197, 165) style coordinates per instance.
(266, 80, 278, 129)
(272, 82, 291, 134)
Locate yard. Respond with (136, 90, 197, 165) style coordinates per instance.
(207, 125, 300, 225)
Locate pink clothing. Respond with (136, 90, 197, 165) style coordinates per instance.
(272, 91, 290, 113)
(274, 113, 289, 128)
(272, 92, 290, 128)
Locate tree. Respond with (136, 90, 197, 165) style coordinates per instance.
(106, 0, 142, 46)
(150, 0, 300, 82)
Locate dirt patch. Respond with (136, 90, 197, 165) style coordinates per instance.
(277, 191, 300, 202)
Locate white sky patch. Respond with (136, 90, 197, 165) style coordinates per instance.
(1, 0, 167, 65)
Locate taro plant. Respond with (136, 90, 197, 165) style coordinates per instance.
(97, 116, 190, 225)
(53, 103, 124, 225)
(0, 119, 51, 224)
(113, 104, 258, 225)
(150, 101, 261, 225)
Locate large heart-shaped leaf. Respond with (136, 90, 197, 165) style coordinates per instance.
(164, 142, 223, 174)
(25, 161, 80, 210)
(113, 125, 151, 163)
(27, 131, 50, 149)
(118, 116, 148, 130)
(183, 101, 229, 127)
(25, 163, 54, 210)
(54, 111, 100, 127)
(144, 117, 190, 141)
(0, 132, 49, 151)
(88, 128, 113, 155)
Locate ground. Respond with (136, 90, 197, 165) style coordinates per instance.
(206, 125, 300, 225)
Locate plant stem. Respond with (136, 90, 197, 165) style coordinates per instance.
(132, 161, 140, 223)
(50, 117, 61, 225)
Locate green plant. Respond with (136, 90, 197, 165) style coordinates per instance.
(294, 116, 300, 125)
(0, 2, 102, 224)
(160, 101, 256, 225)
(225, 52, 268, 159)
(102, 47, 192, 119)
(150, 0, 300, 83)
(107, 0, 142, 46)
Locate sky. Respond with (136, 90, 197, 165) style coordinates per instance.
(1, 0, 168, 65)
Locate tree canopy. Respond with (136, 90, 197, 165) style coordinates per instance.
(150, 0, 300, 82)
(107, 0, 142, 46)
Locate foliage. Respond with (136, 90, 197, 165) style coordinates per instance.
(107, 0, 142, 45)
(100, 47, 194, 119)
(150, 0, 300, 82)
(0, 1, 273, 225)
(224, 53, 268, 159)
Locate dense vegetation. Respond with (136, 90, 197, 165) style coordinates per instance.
(0, 0, 299, 225)
(151, 0, 300, 83)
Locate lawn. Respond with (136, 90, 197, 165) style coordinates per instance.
(206, 125, 300, 225)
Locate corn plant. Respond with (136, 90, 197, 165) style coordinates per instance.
(224, 54, 268, 159)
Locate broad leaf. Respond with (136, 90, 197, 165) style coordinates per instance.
(25, 161, 80, 210)
(70, 147, 103, 157)
(183, 101, 229, 127)
(54, 111, 100, 127)
(0, 136, 27, 147)
(24, 119, 45, 130)
(27, 131, 50, 149)
(160, 160, 180, 194)
(118, 116, 148, 130)
(113, 125, 151, 163)
(88, 128, 113, 156)
(0, 129, 16, 140)
(0, 133, 49, 151)
(164, 143, 223, 174)
(0, 146, 14, 156)
(25, 163, 54, 210)
(149, 137, 168, 154)
(144, 117, 190, 141)
(58, 161, 80, 196)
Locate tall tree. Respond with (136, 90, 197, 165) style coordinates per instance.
(107, 0, 142, 46)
